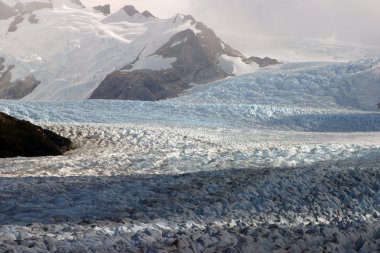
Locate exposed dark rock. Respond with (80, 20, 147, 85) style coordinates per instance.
(0, 57, 41, 99)
(8, 14, 24, 32)
(123, 5, 139, 16)
(0, 112, 72, 158)
(0, 1, 16, 19)
(93, 4, 110, 15)
(28, 14, 38, 24)
(0, 57, 5, 72)
(155, 29, 226, 83)
(193, 20, 244, 58)
(246, 56, 279, 67)
(91, 69, 187, 101)
(142, 10, 155, 19)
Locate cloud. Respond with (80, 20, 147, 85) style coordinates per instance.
(81, 0, 380, 46)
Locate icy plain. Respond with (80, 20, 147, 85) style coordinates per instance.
(0, 60, 380, 252)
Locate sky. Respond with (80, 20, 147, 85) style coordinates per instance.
(81, 0, 380, 49)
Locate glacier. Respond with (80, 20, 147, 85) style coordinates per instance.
(0, 59, 380, 252)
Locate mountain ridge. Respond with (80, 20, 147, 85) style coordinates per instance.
(0, 1, 277, 101)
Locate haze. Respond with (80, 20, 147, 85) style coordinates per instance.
(82, 0, 380, 46)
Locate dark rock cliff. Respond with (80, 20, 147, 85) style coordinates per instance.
(0, 112, 72, 158)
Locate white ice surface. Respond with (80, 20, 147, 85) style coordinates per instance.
(218, 54, 259, 76)
(0, 121, 379, 252)
(0, 58, 380, 251)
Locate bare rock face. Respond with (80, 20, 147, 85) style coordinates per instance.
(91, 69, 187, 101)
(93, 4, 110, 15)
(123, 5, 139, 16)
(0, 112, 72, 158)
(0, 57, 41, 99)
(7, 14, 24, 32)
(246, 56, 279, 67)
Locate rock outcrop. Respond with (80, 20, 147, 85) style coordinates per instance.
(246, 56, 279, 67)
(123, 5, 139, 16)
(93, 4, 110, 15)
(0, 112, 72, 158)
(141, 10, 155, 19)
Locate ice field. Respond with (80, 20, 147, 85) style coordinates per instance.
(0, 60, 380, 252)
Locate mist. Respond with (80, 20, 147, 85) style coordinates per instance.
(82, 0, 380, 48)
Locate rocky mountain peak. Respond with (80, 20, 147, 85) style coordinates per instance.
(122, 5, 139, 16)
(142, 10, 155, 19)
(93, 4, 110, 15)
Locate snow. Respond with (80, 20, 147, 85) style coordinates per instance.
(128, 55, 176, 71)
(170, 37, 188, 47)
(185, 59, 380, 112)
(0, 5, 252, 101)
(218, 54, 259, 76)
(52, 0, 83, 9)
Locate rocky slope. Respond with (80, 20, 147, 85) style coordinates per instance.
(0, 1, 276, 101)
(0, 112, 71, 158)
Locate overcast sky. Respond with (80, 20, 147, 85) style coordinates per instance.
(81, 0, 380, 47)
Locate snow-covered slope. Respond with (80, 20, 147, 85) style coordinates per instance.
(0, 1, 260, 100)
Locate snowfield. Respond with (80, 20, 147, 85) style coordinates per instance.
(0, 60, 380, 252)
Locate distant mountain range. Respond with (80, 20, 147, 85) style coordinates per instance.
(0, 0, 278, 101)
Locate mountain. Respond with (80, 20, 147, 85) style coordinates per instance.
(93, 4, 110, 16)
(0, 1, 276, 101)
